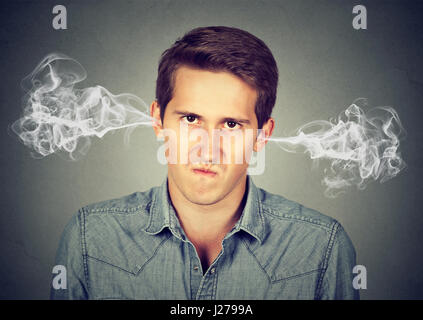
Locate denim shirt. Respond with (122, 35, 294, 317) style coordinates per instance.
(50, 176, 359, 300)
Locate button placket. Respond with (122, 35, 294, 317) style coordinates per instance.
(187, 242, 203, 299)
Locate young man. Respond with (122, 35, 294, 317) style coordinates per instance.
(51, 26, 359, 300)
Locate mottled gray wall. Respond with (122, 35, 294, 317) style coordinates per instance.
(1, 0, 422, 299)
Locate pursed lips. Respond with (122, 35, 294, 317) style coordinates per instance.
(191, 167, 217, 177)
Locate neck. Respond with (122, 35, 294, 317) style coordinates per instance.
(168, 175, 248, 241)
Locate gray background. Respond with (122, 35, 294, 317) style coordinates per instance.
(1, 0, 422, 299)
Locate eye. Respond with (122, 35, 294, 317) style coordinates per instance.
(182, 115, 198, 124)
(224, 121, 241, 129)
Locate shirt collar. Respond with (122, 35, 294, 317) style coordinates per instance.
(234, 175, 266, 244)
(145, 175, 267, 244)
(144, 177, 185, 240)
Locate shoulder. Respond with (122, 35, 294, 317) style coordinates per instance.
(81, 186, 158, 215)
(60, 185, 159, 246)
(59, 185, 164, 275)
(248, 187, 355, 283)
(257, 187, 355, 254)
(257, 187, 338, 232)
(75, 186, 160, 242)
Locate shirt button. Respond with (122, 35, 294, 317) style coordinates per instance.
(193, 266, 199, 271)
(210, 267, 215, 274)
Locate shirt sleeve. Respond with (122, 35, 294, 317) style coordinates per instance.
(50, 210, 89, 300)
(316, 222, 360, 300)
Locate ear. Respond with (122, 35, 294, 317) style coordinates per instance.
(150, 100, 163, 138)
(253, 117, 275, 152)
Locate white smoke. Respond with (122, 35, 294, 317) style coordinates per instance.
(268, 100, 406, 197)
(10, 53, 154, 160)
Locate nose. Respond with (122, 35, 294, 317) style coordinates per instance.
(189, 126, 222, 165)
(203, 127, 221, 164)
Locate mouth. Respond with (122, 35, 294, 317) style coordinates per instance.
(192, 167, 217, 178)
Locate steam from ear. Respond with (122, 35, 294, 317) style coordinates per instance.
(10, 53, 154, 160)
(10, 53, 406, 198)
(268, 100, 406, 197)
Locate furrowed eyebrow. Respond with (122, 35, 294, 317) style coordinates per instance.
(173, 111, 203, 119)
(222, 117, 251, 125)
(172, 110, 251, 125)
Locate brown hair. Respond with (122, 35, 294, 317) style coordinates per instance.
(155, 26, 278, 128)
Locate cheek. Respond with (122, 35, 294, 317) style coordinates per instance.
(160, 121, 186, 165)
(225, 130, 255, 165)
(242, 131, 256, 163)
(164, 121, 193, 165)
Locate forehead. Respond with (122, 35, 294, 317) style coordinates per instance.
(170, 66, 257, 118)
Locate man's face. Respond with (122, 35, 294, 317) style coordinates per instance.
(152, 65, 272, 205)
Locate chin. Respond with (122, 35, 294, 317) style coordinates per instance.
(185, 188, 220, 205)
(189, 197, 221, 206)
